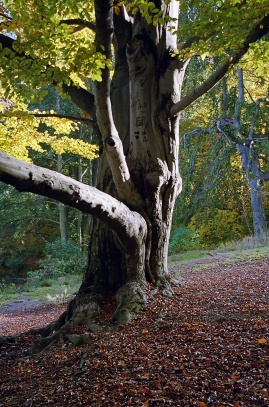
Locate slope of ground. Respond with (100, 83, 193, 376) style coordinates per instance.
(0, 255, 269, 406)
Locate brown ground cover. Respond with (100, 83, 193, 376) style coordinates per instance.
(0, 258, 269, 406)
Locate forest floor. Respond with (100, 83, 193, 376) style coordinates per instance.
(0, 252, 269, 407)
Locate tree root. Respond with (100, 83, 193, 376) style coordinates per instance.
(28, 299, 102, 354)
(26, 281, 148, 353)
(112, 281, 147, 326)
(0, 327, 45, 347)
(0, 334, 20, 347)
(153, 277, 174, 297)
(1, 279, 180, 354)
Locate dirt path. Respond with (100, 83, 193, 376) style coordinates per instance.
(0, 295, 49, 315)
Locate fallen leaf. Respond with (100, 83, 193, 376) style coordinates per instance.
(257, 338, 267, 344)
(1, 259, 269, 407)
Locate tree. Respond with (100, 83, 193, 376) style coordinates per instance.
(221, 69, 269, 239)
(174, 128, 249, 248)
(179, 66, 269, 241)
(29, 85, 98, 249)
(0, 84, 96, 271)
(0, 0, 268, 351)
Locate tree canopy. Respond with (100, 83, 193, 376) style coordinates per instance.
(0, 0, 268, 131)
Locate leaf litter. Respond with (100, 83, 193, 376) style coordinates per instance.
(0, 259, 269, 406)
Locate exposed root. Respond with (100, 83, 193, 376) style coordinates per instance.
(66, 332, 96, 346)
(30, 332, 59, 354)
(29, 299, 102, 354)
(153, 276, 174, 297)
(7, 278, 181, 355)
(0, 334, 20, 347)
(27, 281, 148, 353)
(0, 327, 45, 347)
(112, 281, 147, 326)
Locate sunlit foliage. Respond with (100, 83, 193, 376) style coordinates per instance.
(0, 96, 98, 161)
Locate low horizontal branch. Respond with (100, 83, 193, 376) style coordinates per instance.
(0, 152, 146, 243)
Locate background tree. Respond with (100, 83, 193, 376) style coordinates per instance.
(220, 68, 269, 239)
(0, 83, 97, 274)
(175, 64, 269, 247)
(0, 183, 58, 277)
(0, 0, 268, 352)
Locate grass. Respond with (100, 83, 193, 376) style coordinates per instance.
(215, 234, 269, 251)
(24, 274, 82, 301)
(168, 236, 269, 272)
(168, 249, 210, 267)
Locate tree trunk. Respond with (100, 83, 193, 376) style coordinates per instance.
(77, 147, 84, 250)
(56, 92, 69, 242)
(29, 3, 186, 351)
(235, 69, 267, 239)
(88, 7, 177, 275)
(237, 144, 268, 239)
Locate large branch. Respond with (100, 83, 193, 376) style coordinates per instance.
(178, 32, 217, 54)
(0, 152, 146, 242)
(0, 12, 12, 21)
(61, 81, 95, 120)
(62, 84, 95, 119)
(93, 0, 144, 208)
(170, 14, 269, 116)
